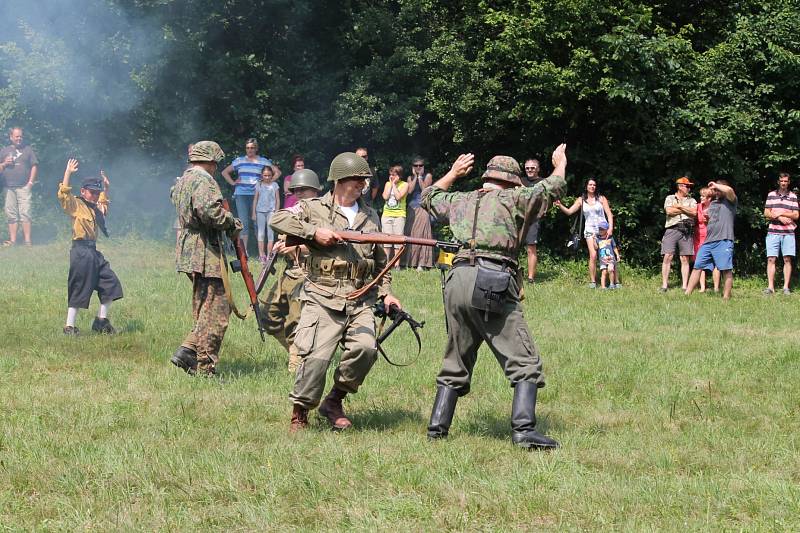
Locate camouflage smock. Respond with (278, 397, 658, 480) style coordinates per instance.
(421, 174, 566, 263)
(171, 167, 238, 277)
(270, 191, 392, 311)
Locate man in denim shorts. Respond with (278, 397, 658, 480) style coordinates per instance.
(685, 180, 737, 300)
(763, 172, 798, 295)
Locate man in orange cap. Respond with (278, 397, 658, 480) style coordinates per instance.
(660, 176, 697, 292)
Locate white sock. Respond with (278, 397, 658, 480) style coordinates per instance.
(66, 307, 79, 327)
(98, 302, 111, 319)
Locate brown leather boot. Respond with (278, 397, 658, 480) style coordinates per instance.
(318, 387, 352, 430)
(290, 404, 309, 433)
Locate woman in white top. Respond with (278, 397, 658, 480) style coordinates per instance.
(555, 178, 614, 288)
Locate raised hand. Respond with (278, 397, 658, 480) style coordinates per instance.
(100, 169, 110, 189)
(65, 159, 79, 175)
(551, 143, 567, 168)
(450, 153, 475, 179)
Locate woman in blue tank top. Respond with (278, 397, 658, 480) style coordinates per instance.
(555, 178, 615, 288)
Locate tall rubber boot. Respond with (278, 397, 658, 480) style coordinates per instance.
(427, 385, 459, 439)
(511, 381, 559, 449)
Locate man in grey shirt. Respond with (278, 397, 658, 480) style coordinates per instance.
(685, 180, 737, 300)
(0, 127, 39, 246)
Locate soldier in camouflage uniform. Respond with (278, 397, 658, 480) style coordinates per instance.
(170, 141, 243, 376)
(270, 152, 402, 432)
(422, 145, 567, 449)
(260, 168, 322, 372)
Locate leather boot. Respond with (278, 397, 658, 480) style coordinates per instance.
(427, 385, 459, 439)
(170, 346, 198, 375)
(318, 387, 352, 430)
(290, 404, 309, 433)
(511, 381, 559, 449)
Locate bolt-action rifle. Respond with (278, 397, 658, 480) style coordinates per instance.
(285, 230, 461, 299)
(220, 199, 266, 341)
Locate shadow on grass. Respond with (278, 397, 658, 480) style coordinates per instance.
(351, 407, 424, 431)
(220, 354, 284, 379)
(460, 412, 563, 441)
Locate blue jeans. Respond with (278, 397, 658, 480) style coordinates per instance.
(233, 194, 255, 239)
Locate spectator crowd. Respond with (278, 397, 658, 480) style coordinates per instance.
(3, 126, 799, 301)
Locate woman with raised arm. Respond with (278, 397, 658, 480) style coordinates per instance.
(554, 178, 614, 288)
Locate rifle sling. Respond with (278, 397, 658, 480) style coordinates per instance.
(375, 312, 422, 367)
(346, 244, 405, 300)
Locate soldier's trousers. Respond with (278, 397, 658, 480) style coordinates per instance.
(289, 298, 377, 409)
(437, 264, 545, 395)
(182, 274, 230, 374)
(261, 271, 304, 370)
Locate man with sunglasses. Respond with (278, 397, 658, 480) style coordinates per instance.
(660, 176, 697, 292)
(522, 159, 543, 283)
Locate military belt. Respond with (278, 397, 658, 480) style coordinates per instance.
(307, 256, 372, 284)
(453, 256, 517, 273)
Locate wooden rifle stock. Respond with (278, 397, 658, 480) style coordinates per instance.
(221, 199, 266, 341)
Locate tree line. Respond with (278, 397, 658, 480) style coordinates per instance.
(1, 0, 798, 270)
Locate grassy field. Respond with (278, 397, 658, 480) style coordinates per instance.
(1, 240, 799, 530)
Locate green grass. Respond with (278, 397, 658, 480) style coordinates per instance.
(1, 240, 799, 530)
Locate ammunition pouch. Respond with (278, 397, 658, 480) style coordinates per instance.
(471, 263, 512, 321)
(307, 256, 374, 288)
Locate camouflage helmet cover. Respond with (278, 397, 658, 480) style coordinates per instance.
(482, 155, 522, 186)
(289, 168, 321, 191)
(327, 152, 372, 182)
(188, 141, 225, 163)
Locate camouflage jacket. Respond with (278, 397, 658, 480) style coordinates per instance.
(171, 167, 238, 277)
(270, 191, 391, 311)
(421, 174, 565, 264)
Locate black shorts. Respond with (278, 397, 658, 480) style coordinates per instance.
(68, 241, 124, 308)
(525, 219, 541, 245)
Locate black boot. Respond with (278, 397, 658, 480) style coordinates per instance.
(170, 346, 198, 375)
(511, 381, 559, 449)
(427, 385, 459, 439)
(91, 317, 116, 334)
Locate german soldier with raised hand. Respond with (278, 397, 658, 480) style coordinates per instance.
(422, 145, 567, 449)
(170, 141, 242, 377)
(270, 152, 402, 432)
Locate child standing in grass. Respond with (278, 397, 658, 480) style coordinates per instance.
(57, 159, 123, 335)
(252, 165, 280, 263)
(595, 220, 621, 289)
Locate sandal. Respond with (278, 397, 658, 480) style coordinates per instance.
(2, 240, 14, 247)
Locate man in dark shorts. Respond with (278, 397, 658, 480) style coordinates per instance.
(57, 159, 122, 335)
(685, 180, 737, 300)
(522, 159, 543, 283)
(660, 177, 697, 292)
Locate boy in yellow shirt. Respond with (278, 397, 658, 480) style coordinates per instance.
(57, 158, 123, 335)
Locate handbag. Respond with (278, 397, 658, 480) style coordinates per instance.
(565, 210, 583, 252)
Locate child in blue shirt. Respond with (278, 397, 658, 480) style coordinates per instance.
(595, 220, 621, 289)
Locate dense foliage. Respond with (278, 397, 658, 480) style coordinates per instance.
(1, 0, 798, 269)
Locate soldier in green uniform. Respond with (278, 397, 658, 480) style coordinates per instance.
(170, 141, 243, 376)
(261, 168, 322, 372)
(270, 152, 402, 432)
(422, 145, 567, 449)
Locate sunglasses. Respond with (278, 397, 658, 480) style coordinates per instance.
(525, 167, 538, 170)
(413, 164, 424, 167)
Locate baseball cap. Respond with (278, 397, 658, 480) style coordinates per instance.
(598, 220, 609, 230)
(675, 176, 694, 186)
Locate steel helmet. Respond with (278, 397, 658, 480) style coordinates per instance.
(188, 141, 225, 163)
(289, 169, 321, 191)
(482, 155, 522, 186)
(327, 152, 372, 182)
